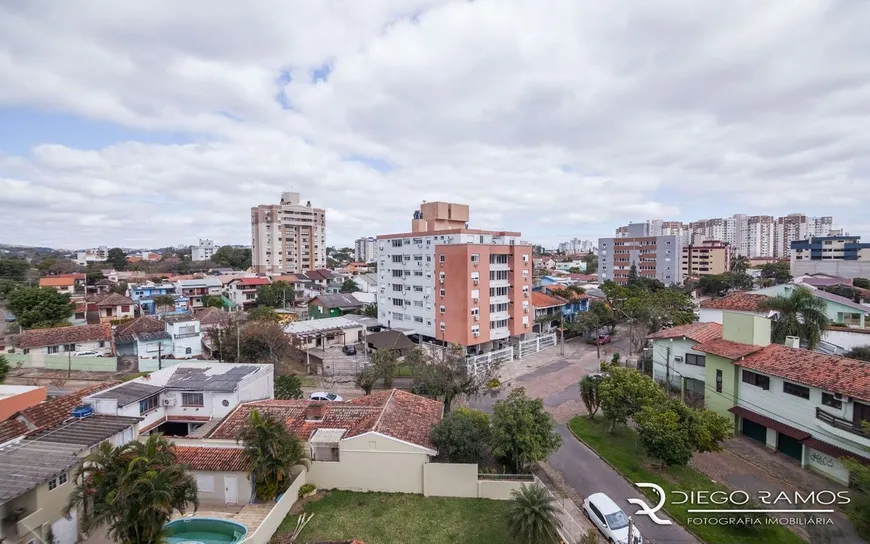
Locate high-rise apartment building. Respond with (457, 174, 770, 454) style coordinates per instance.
(377, 202, 533, 351)
(251, 192, 326, 274)
(682, 236, 732, 278)
(354, 237, 378, 262)
(191, 239, 215, 261)
(557, 238, 595, 255)
(791, 235, 870, 278)
(598, 235, 682, 285)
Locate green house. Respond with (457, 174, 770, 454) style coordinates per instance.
(308, 293, 364, 319)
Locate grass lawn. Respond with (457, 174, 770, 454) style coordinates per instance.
(569, 416, 805, 544)
(276, 490, 510, 544)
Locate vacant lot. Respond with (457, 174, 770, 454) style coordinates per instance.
(277, 490, 510, 544)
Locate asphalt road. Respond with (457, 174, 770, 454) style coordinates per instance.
(470, 356, 700, 544)
(0, 305, 7, 336)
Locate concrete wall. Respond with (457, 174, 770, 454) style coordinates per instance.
(704, 354, 739, 426)
(306, 433, 430, 494)
(792, 260, 870, 280)
(2, 353, 116, 371)
(242, 470, 306, 544)
(823, 328, 870, 351)
(422, 463, 478, 498)
(478, 479, 525, 500)
(192, 470, 253, 505)
(722, 311, 770, 346)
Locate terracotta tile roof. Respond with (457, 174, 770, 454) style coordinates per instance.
(193, 307, 233, 326)
(39, 277, 75, 287)
(173, 446, 251, 472)
(16, 323, 112, 349)
(692, 338, 765, 360)
(16, 382, 120, 431)
(738, 344, 870, 403)
(114, 316, 164, 339)
(270, 275, 298, 283)
(532, 291, 565, 309)
(91, 292, 135, 307)
(209, 389, 443, 451)
(699, 293, 768, 312)
(233, 277, 271, 287)
(543, 287, 590, 301)
(648, 322, 723, 344)
(567, 273, 597, 281)
(0, 420, 28, 444)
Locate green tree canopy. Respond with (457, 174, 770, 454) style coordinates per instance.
(579, 374, 603, 418)
(730, 255, 750, 276)
(237, 409, 309, 500)
(354, 364, 379, 395)
(845, 346, 870, 362)
(0, 355, 9, 383)
(759, 286, 830, 349)
(635, 399, 731, 467)
(106, 247, 128, 271)
(760, 261, 792, 285)
(274, 374, 304, 399)
(247, 305, 279, 322)
(583, 252, 598, 274)
(6, 286, 73, 328)
(491, 388, 562, 472)
(339, 278, 360, 293)
(372, 348, 399, 388)
(0, 258, 30, 282)
(211, 246, 252, 270)
(363, 303, 378, 318)
(203, 295, 225, 308)
(854, 278, 870, 290)
(598, 366, 667, 431)
(507, 483, 562, 544)
(64, 434, 198, 544)
(430, 407, 492, 464)
(153, 294, 176, 312)
(256, 281, 295, 308)
(409, 345, 498, 412)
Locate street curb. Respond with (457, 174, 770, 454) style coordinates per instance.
(720, 443, 849, 516)
(565, 420, 711, 544)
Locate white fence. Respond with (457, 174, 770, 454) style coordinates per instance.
(513, 333, 557, 359)
(466, 346, 514, 375)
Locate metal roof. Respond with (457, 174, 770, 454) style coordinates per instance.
(284, 316, 364, 335)
(25, 415, 141, 446)
(165, 365, 259, 392)
(310, 428, 346, 444)
(135, 331, 172, 342)
(91, 382, 163, 407)
(0, 440, 84, 502)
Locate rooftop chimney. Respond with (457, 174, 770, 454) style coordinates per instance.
(785, 336, 801, 349)
(305, 403, 326, 421)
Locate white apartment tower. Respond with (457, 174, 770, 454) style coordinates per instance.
(191, 239, 215, 261)
(354, 237, 378, 262)
(251, 192, 326, 274)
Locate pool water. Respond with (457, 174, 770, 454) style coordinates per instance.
(164, 518, 248, 544)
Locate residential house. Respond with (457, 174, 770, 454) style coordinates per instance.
(284, 316, 366, 349)
(206, 389, 443, 495)
(647, 321, 724, 400)
(6, 324, 113, 361)
(173, 445, 254, 506)
(351, 273, 378, 294)
(539, 275, 574, 287)
(566, 273, 598, 284)
(698, 292, 770, 324)
(88, 293, 137, 323)
(689, 311, 870, 485)
(127, 282, 179, 315)
(85, 362, 273, 436)
(308, 293, 364, 319)
(533, 257, 556, 271)
(225, 277, 271, 310)
(68, 301, 89, 326)
(298, 269, 335, 288)
(0, 414, 140, 544)
(194, 307, 233, 331)
(113, 317, 172, 364)
(0, 386, 46, 422)
(365, 330, 416, 356)
(175, 277, 223, 310)
(754, 283, 870, 329)
(541, 286, 590, 321)
(208, 268, 236, 276)
(163, 315, 204, 358)
(531, 292, 565, 332)
(93, 278, 114, 295)
(37, 276, 75, 296)
(554, 260, 586, 272)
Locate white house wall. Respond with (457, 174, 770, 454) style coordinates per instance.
(822, 329, 870, 351)
(650, 338, 707, 388)
(192, 470, 253, 505)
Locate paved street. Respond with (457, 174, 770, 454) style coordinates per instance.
(469, 336, 700, 544)
(0, 305, 7, 336)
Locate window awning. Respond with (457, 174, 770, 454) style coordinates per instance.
(728, 406, 811, 440)
(309, 428, 346, 445)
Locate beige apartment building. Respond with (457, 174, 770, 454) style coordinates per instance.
(377, 202, 533, 352)
(682, 236, 732, 278)
(251, 192, 326, 274)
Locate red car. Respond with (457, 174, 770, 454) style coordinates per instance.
(589, 334, 612, 345)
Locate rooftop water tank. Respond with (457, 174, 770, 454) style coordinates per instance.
(71, 405, 93, 419)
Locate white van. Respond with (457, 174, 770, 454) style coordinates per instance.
(583, 492, 643, 544)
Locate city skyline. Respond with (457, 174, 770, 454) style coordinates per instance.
(1, 3, 868, 248)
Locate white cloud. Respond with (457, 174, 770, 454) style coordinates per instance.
(0, 0, 868, 249)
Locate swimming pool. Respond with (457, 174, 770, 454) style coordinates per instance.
(163, 518, 248, 544)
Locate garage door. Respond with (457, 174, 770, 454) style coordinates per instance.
(777, 433, 803, 462)
(741, 418, 767, 444)
(51, 509, 78, 544)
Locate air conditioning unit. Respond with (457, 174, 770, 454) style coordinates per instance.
(524, 323, 530, 328)
(524, 308, 528, 313)
(674, 356, 683, 362)
(473, 263, 478, 268)
(439, 279, 444, 284)
(474, 315, 479, 321)
(524, 292, 529, 297)
(473, 332, 480, 337)
(163, 398, 176, 407)
(418, 244, 423, 248)
(473, 279, 479, 285)
(473, 297, 479, 303)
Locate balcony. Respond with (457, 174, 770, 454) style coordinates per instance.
(174, 332, 200, 339)
(490, 327, 510, 340)
(816, 408, 870, 438)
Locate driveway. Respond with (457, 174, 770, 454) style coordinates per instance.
(469, 346, 700, 544)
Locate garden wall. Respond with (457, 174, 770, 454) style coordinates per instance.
(423, 463, 478, 497)
(242, 470, 306, 544)
(2, 353, 117, 371)
(477, 478, 528, 500)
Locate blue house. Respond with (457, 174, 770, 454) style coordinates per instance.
(128, 283, 185, 315)
(540, 285, 590, 322)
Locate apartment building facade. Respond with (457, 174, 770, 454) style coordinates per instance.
(377, 202, 532, 352)
(791, 235, 870, 279)
(251, 192, 326, 274)
(557, 238, 594, 255)
(354, 236, 378, 262)
(682, 236, 732, 278)
(191, 239, 215, 261)
(598, 235, 682, 285)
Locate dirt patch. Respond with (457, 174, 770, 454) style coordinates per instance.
(289, 489, 329, 515)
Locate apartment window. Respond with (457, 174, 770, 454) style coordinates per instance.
(490, 270, 509, 281)
(685, 354, 706, 367)
(58, 472, 67, 485)
(439, 322, 446, 331)
(439, 254, 445, 263)
(471, 254, 480, 263)
(182, 393, 204, 407)
(393, 284, 403, 292)
(139, 394, 160, 415)
(490, 254, 508, 265)
(716, 369, 723, 393)
(822, 393, 843, 409)
(471, 307, 480, 316)
(404, 255, 411, 261)
(413, 237, 423, 244)
(489, 286, 508, 297)
(404, 270, 411, 276)
(403, 238, 411, 245)
(48, 345, 59, 354)
(490, 319, 509, 329)
(414, 285, 423, 292)
(391, 269, 402, 278)
(783, 381, 810, 400)
(522, 254, 529, 263)
(414, 301, 423, 307)
(440, 305, 446, 314)
(522, 269, 529, 277)
(392, 255, 403, 263)
(391, 239, 402, 247)
(414, 316, 424, 323)
(439, 271, 445, 281)
(414, 271, 423, 277)
(471, 272, 480, 281)
(392, 298, 404, 307)
(64, 343, 76, 352)
(742, 370, 770, 390)
(426, 255, 432, 262)
(440, 288, 446, 297)
(393, 313, 405, 321)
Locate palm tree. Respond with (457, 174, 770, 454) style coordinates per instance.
(153, 294, 176, 314)
(64, 433, 198, 544)
(507, 483, 562, 544)
(237, 409, 310, 501)
(759, 286, 830, 349)
(730, 255, 750, 276)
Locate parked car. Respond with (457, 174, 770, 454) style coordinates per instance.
(73, 350, 104, 357)
(342, 345, 357, 355)
(4, 312, 15, 322)
(310, 391, 344, 402)
(583, 492, 643, 544)
(587, 334, 612, 345)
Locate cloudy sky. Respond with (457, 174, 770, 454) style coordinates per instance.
(1, 1, 868, 250)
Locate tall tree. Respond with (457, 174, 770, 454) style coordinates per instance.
(237, 409, 309, 500)
(598, 366, 667, 432)
(0, 258, 30, 282)
(363, 303, 378, 318)
(430, 407, 492, 464)
(106, 247, 128, 271)
(730, 255, 750, 276)
(491, 388, 562, 472)
(372, 349, 399, 388)
(211, 246, 252, 270)
(579, 374, 603, 418)
(64, 434, 198, 544)
(274, 374, 304, 399)
(409, 345, 498, 412)
(582, 252, 598, 274)
(0, 355, 9, 383)
(339, 279, 360, 293)
(247, 305, 279, 322)
(627, 263, 639, 285)
(6, 287, 73, 328)
(507, 484, 562, 544)
(759, 286, 830, 349)
(635, 399, 731, 467)
(354, 364, 379, 395)
(760, 261, 792, 285)
(256, 281, 295, 308)
(153, 294, 176, 313)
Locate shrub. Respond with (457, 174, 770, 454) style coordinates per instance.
(298, 483, 316, 499)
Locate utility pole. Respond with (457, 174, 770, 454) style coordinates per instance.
(68, 351, 72, 378)
(158, 342, 162, 370)
(665, 345, 671, 398)
(236, 313, 241, 362)
(559, 313, 565, 356)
